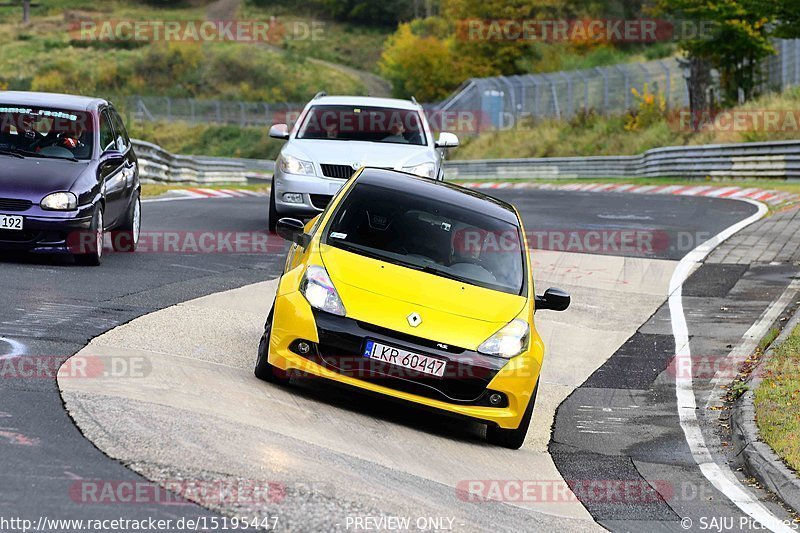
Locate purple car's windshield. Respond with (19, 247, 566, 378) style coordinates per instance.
(296, 105, 427, 146)
(0, 106, 94, 160)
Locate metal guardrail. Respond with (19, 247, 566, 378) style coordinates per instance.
(131, 137, 800, 183)
(131, 139, 252, 184)
(444, 140, 800, 180)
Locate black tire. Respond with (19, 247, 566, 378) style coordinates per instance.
(74, 206, 104, 267)
(268, 179, 279, 233)
(486, 382, 538, 449)
(254, 307, 291, 385)
(112, 192, 141, 252)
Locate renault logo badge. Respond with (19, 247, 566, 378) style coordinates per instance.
(407, 312, 422, 327)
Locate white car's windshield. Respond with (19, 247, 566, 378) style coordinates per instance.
(297, 105, 427, 146)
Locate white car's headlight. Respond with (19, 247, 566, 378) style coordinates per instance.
(477, 319, 530, 359)
(300, 265, 346, 316)
(402, 162, 437, 179)
(280, 154, 316, 176)
(40, 192, 78, 211)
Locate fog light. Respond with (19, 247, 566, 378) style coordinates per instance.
(489, 393, 503, 406)
(282, 193, 303, 204)
(297, 342, 311, 354)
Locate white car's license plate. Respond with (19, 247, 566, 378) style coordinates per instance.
(0, 214, 23, 231)
(363, 340, 447, 378)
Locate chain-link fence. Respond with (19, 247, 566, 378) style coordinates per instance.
(436, 39, 800, 131)
(763, 39, 800, 91)
(127, 39, 800, 131)
(436, 57, 687, 129)
(126, 96, 304, 128)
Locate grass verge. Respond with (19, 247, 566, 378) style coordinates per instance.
(755, 324, 800, 473)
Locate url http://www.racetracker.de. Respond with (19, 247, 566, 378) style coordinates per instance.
(0, 515, 280, 532)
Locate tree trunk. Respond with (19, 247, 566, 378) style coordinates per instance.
(22, 0, 30, 24)
(682, 55, 714, 131)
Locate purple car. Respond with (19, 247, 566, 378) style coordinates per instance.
(0, 91, 141, 265)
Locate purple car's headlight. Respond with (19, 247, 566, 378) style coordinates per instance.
(41, 192, 77, 211)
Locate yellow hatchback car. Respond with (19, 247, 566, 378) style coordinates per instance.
(255, 168, 570, 448)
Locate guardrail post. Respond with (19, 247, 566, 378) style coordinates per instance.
(560, 71, 574, 118)
(615, 65, 631, 109)
(575, 70, 589, 113)
(781, 40, 789, 88)
(216, 101, 222, 123)
(165, 97, 171, 121)
(795, 39, 800, 86)
(595, 67, 609, 112)
(658, 61, 672, 106)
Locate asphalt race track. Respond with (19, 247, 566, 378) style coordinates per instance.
(2, 189, 790, 531)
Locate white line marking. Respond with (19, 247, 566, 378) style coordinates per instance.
(708, 279, 800, 403)
(669, 198, 794, 532)
(0, 337, 26, 360)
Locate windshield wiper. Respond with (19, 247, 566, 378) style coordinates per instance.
(420, 265, 475, 285)
(0, 147, 79, 162)
(0, 148, 24, 159)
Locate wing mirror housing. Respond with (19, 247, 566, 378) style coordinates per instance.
(269, 124, 290, 140)
(535, 287, 571, 312)
(100, 149, 125, 165)
(435, 132, 459, 148)
(276, 217, 310, 248)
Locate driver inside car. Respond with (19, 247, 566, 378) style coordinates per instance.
(12, 114, 44, 150)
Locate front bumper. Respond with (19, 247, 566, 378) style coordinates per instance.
(273, 170, 347, 218)
(268, 291, 542, 429)
(0, 205, 94, 253)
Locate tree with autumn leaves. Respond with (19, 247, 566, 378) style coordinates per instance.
(380, 0, 800, 105)
(658, 0, 799, 110)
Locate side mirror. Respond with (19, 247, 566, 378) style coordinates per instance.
(100, 149, 125, 165)
(276, 217, 310, 247)
(535, 287, 570, 312)
(435, 132, 459, 149)
(269, 124, 290, 140)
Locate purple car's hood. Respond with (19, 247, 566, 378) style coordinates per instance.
(0, 157, 89, 200)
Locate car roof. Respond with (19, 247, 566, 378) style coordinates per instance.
(356, 168, 520, 226)
(311, 95, 420, 111)
(0, 91, 108, 112)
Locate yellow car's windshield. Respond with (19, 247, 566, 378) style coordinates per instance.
(324, 180, 525, 295)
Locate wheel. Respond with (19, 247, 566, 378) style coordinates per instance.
(112, 192, 141, 252)
(486, 382, 538, 449)
(74, 206, 104, 266)
(254, 307, 291, 384)
(268, 179, 279, 233)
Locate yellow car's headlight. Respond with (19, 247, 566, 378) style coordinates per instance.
(300, 265, 346, 316)
(478, 319, 529, 359)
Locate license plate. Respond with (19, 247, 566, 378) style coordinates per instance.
(0, 214, 23, 231)
(363, 340, 447, 378)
